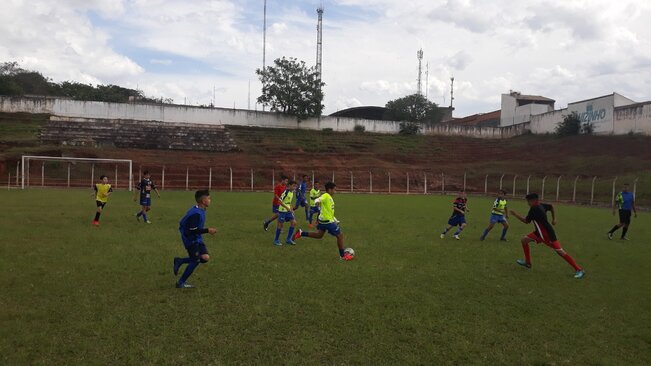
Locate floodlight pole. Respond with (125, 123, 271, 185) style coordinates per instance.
(512, 175, 518, 197)
(573, 176, 579, 203)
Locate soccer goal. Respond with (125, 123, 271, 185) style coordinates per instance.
(21, 156, 133, 191)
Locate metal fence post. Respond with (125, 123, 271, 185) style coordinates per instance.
(139, 166, 142, 182)
(512, 175, 518, 197)
(463, 172, 467, 192)
(186, 167, 190, 191)
(350, 171, 353, 193)
(590, 176, 597, 205)
(556, 175, 562, 201)
(572, 176, 579, 203)
(424, 173, 427, 194)
(633, 177, 638, 199)
(17, 162, 20, 188)
(41, 162, 45, 187)
(388, 172, 391, 193)
(332, 171, 335, 183)
(499, 174, 505, 191)
(229, 167, 233, 191)
(67, 163, 71, 188)
(208, 168, 212, 190)
(407, 173, 410, 194)
(611, 177, 618, 204)
(91, 163, 95, 188)
(541, 176, 547, 200)
(442, 173, 445, 194)
(369, 171, 372, 193)
(161, 166, 165, 191)
(250, 169, 254, 191)
(484, 175, 488, 195)
(7, 173, 10, 190)
(272, 169, 275, 189)
(526, 175, 532, 194)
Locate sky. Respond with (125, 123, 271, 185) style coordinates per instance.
(1, 0, 651, 117)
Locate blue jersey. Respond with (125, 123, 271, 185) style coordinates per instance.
(616, 191, 634, 211)
(297, 181, 307, 198)
(137, 178, 156, 200)
(179, 206, 207, 246)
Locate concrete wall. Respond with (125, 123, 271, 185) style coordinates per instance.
(500, 94, 553, 127)
(500, 94, 518, 127)
(530, 109, 566, 134)
(614, 102, 651, 134)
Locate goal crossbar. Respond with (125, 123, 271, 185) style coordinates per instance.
(21, 155, 133, 191)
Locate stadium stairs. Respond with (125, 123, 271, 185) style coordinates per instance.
(40, 117, 238, 152)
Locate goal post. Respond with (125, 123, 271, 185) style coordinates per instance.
(21, 156, 133, 191)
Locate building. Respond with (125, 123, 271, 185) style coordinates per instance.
(445, 110, 500, 128)
(500, 91, 555, 127)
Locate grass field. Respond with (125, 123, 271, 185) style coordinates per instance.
(1, 190, 650, 365)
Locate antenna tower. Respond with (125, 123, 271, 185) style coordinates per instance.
(316, 5, 324, 86)
(262, 0, 267, 111)
(425, 62, 429, 99)
(450, 77, 455, 108)
(416, 49, 424, 95)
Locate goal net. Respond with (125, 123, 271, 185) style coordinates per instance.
(21, 156, 133, 191)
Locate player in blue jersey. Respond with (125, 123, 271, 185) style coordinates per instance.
(480, 189, 509, 241)
(607, 183, 637, 240)
(274, 180, 298, 246)
(440, 191, 469, 240)
(293, 174, 310, 221)
(173, 190, 217, 288)
(134, 170, 161, 224)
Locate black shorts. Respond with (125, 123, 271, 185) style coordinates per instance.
(96, 201, 107, 208)
(185, 243, 209, 259)
(619, 209, 632, 225)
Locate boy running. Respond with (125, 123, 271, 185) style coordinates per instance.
(263, 175, 288, 231)
(292, 182, 354, 261)
(173, 190, 217, 288)
(92, 175, 113, 226)
(440, 191, 469, 240)
(308, 180, 322, 228)
(273, 180, 299, 246)
(607, 183, 637, 240)
(134, 170, 161, 224)
(293, 175, 310, 221)
(511, 193, 585, 279)
(480, 189, 509, 241)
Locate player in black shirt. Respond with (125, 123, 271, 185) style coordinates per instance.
(511, 193, 585, 279)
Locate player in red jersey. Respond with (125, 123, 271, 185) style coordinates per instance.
(510, 193, 585, 279)
(263, 175, 289, 231)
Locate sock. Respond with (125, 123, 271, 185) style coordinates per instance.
(442, 228, 449, 234)
(454, 227, 464, 235)
(500, 228, 508, 240)
(142, 213, 148, 222)
(136, 211, 143, 217)
(94, 212, 101, 221)
(559, 252, 581, 271)
(305, 207, 309, 220)
(179, 260, 200, 284)
(621, 227, 628, 238)
(339, 248, 345, 257)
(522, 243, 531, 264)
(608, 225, 620, 234)
(263, 219, 270, 226)
(481, 229, 489, 239)
(308, 212, 313, 224)
(287, 227, 295, 242)
(274, 228, 281, 241)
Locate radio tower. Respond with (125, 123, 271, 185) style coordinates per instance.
(416, 49, 424, 95)
(316, 5, 324, 86)
(450, 77, 455, 108)
(262, 0, 267, 111)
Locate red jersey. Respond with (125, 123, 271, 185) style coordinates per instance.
(272, 184, 286, 205)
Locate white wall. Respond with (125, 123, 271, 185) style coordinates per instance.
(614, 102, 651, 135)
(566, 94, 615, 134)
(500, 94, 518, 127)
(530, 109, 566, 134)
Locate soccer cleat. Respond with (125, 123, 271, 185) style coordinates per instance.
(173, 257, 182, 276)
(516, 259, 532, 269)
(500, 238, 508, 242)
(273, 240, 282, 246)
(92, 220, 99, 226)
(285, 240, 296, 245)
(340, 253, 354, 261)
(607, 232, 613, 240)
(292, 229, 303, 241)
(453, 235, 461, 240)
(479, 236, 485, 241)
(145, 220, 152, 224)
(308, 223, 314, 228)
(440, 233, 445, 239)
(175, 282, 195, 289)
(621, 237, 629, 241)
(263, 221, 269, 231)
(574, 270, 585, 279)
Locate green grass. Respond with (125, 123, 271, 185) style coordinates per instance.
(1, 190, 650, 365)
(0, 113, 47, 143)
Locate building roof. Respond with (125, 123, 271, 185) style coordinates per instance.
(446, 110, 501, 127)
(515, 94, 555, 103)
(329, 106, 387, 120)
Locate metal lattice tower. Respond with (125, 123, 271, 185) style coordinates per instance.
(262, 0, 267, 111)
(316, 5, 324, 85)
(417, 49, 424, 95)
(450, 77, 455, 108)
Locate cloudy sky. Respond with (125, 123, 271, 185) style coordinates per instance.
(1, 0, 650, 116)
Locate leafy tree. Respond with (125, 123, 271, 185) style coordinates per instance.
(256, 57, 325, 120)
(556, 112, 593, 136)
(384, 93, 443, 126)
(399, 122, 420, 135)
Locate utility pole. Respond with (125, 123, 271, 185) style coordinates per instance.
(417, 49, 424, 95)
(262, 0, 267, 111)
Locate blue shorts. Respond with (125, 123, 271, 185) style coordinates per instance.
(309, 206, 320, 215)
(272, 204, 279, 213)
(448, 215, 466, 227)
(184, 242, 208, 259)
(140, 198, 151, 207)
(317, 222, 341, 236)
(278, 211, 295, 223)
(489, 214, 507, 224)
(295, 197, 307, 207)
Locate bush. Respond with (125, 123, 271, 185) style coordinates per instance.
(556, 112, 582, 136)
(399, 122, 420, 135)
(321, 128, 333, 133)
(354, 125, 366, 133)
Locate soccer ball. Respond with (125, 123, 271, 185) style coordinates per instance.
(344, 247, 355, 257)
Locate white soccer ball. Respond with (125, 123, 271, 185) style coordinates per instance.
(344, 247, 355, 257)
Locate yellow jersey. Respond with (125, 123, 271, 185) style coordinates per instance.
(278, 189, 294, 213)
(95, 183, 113, 203)
(317, 193, 335, 223)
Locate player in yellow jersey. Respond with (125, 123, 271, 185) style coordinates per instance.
(307, 180, 322, 228)
(293, 182, 354, 261)
(92, 175, 113, 226)
(480, 189, 509, 241)
(273, 180, 299, 246)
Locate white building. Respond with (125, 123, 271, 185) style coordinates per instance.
(500, 92, 555, 127)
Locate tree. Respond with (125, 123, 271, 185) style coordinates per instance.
(556, 112, 593, 136)
(256, 57, 325, 120)
(384, 93, 443, 125)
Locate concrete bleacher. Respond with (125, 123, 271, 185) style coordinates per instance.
(40, 117, 238, 152)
